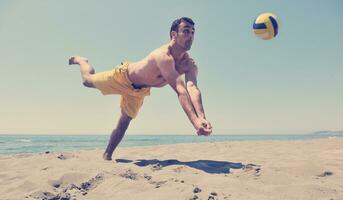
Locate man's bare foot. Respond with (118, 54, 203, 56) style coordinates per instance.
(103, 152, 112, 161)
(68, 56, 88, 65)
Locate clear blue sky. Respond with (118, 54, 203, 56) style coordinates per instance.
(1, 0, 342, 135)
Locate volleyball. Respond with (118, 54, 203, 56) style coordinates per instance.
(253, 12, 279, 40)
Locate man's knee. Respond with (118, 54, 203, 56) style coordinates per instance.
(117, 110, 132, 130)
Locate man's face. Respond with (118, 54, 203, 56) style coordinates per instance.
(174, 21, 195, 51)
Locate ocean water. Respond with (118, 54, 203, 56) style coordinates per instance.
(0, 134, 341, 155)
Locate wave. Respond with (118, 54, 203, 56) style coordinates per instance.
(16, 139, 31, 143)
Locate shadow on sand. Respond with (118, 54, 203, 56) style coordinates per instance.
(115, 158, 246, 174)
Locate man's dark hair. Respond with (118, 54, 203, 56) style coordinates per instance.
(170, 17, 195, 39)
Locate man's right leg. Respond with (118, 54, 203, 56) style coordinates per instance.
(103, 109, 132, 160)
(69, 56, 95, 88)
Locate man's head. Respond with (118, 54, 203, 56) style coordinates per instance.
(170, 17, 195, 51)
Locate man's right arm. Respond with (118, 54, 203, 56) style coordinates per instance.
(156, 55, 206, 133)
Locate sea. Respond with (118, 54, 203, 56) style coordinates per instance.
(0, 133, 342, 155)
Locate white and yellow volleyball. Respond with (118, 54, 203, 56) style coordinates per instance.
(253, 12, 279, 40)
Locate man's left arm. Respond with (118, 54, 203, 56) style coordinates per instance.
(185, 64, 206, 119)
(183, 54, 212, 133)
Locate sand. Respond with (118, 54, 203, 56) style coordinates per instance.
(1, 137, 343, 200)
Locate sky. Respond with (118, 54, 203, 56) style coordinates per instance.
(0, 0, 342, 135)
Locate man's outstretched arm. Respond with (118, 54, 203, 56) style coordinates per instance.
(157, 55, 211, 135)
(185, 65, 206, 118)
(184, 59, 212, 133)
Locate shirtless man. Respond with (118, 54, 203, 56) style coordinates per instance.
(69, 17, 212, 160)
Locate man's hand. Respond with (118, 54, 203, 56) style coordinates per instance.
(201, 118, 212, 130)
(195, 118, 212, 136)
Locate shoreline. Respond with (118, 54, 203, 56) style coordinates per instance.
(1, 135, 342, 156)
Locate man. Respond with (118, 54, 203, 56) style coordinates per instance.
(69, 17, 212, 160)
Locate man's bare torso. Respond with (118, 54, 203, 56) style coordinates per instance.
(127, 44, 190, 88)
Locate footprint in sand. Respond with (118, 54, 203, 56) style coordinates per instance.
(189, 194, 199, 200)
(150, 180, 167, 188)
(48, 179, 62, 188)
(119, 170, 168, 188)
(208, 192, 219, 200)
(119, 169, 139, 180)
(30, 173, 104, 200)
(49, 172, 88, 188)
(317, 171, 333, 177)
(242, 163, 261, 176)
(208, 196, 218, 200)
(144, 174, 152, 180)
(56, 152, 75, 160)
(28, 190, 71, 200)
(144, 174, 168, 188)
(27, 191, 55, 199)
(57, 154, 66, 160)
(80, 173, 104, 191)
(193, 186, 202, 193)
(151, 163, 163, 171)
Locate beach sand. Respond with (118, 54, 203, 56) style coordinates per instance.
(1, 138, 343, 200)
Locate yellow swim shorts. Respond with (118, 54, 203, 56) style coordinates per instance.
(92, 62, 151, 118)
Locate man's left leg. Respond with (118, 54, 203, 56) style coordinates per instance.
(68, 56, 96, 88)
(103, 109, 132, 160)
